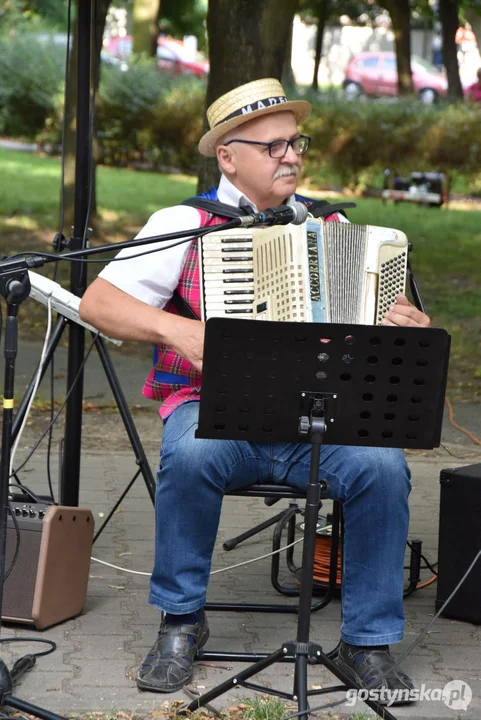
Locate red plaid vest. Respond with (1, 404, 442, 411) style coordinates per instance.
(143, 204, 341, 419)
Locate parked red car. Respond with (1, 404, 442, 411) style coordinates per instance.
(105, 35, 209, 78)
(343, 51, 448, 103)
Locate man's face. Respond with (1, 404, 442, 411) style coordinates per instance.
(217, 111, 304, 210)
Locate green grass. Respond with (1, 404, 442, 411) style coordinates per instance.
(236, 696, 373, 720)
(1, 148, 479, 399)
(0, 147, 197, 231)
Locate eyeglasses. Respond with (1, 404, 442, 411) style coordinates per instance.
(223, 135, 311, 158)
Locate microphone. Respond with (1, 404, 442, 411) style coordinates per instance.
(237, 201, 308, 228)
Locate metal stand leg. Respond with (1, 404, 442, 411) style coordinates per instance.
(223, 507, 291, 551)
(93, 334, 155, 503)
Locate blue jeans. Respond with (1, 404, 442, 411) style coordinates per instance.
(150, 401, 411, 646)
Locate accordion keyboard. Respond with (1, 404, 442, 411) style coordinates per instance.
(199, 229, 255, 320)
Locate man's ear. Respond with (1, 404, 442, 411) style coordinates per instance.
(217, 144, 236, 175)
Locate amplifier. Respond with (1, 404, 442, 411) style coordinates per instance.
(3, 502, 94, 629)
(435, 464, 481, 624)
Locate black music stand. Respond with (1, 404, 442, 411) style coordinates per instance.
(185, 317, 450, 720)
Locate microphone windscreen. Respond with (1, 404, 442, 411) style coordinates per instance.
(290, 201, 309, 225)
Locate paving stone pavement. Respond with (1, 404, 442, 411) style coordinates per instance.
(1, 341, 481, 719)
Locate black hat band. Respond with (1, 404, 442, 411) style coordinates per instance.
(214, 96, 288, 127)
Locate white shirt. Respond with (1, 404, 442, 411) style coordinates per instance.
(99, 174, 346, 308)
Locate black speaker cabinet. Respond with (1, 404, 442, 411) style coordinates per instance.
(3, 502, 94, 629)
(436, 463, 481, 623)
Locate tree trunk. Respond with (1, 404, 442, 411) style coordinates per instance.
(90, 0, 111, 222)
(379, 0, 413, 95)
(282, 18, 296, 90)
(133, 0, 161, 57)
(439, 0, 464, 101)
(311, 0, 329, 91)
(464, 8, 481, 63)
(197, 0, 298, 193)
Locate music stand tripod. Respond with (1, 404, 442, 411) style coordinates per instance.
(186, 317, 450, 720)
(0, 267, 66, 719)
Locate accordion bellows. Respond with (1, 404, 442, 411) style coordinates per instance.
(199, 220, 408, 326)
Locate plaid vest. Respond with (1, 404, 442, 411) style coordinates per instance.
(143, 200, 341, 420)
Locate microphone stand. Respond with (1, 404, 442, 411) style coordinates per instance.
(0, 271, 66, 720)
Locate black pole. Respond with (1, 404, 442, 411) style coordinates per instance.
(60, 0, 91, 506)
(0, 304, 19, 622)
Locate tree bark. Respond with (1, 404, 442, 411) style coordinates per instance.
(311, 0, 329, 91)
(197, 0, 298, 193)
(133, 0, 161, 57)
(439, 0, 464, 101)
(379, 0, 413, 95)
(282, 18, 296, 90)
(464, 7, 481, 64)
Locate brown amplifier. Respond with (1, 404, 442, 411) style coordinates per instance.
(3, 502, 94, 629)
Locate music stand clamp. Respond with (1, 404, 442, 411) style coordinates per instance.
(185, 318, 450, 720)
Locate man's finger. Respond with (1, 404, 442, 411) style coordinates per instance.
(395, 293, 411, 306)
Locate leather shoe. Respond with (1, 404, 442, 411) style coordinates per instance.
(335, 640, 415, 705)
(136, 610, 209, 692)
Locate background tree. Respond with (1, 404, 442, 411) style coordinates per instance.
(157, 0, 207, 50)
(378, 0, 414, 95)
(462, 0, 481, 56)
(198, 0, 298, 192)
(438, 0, 464, 100)
(309, 0, 330, 91)
(133, 0, 161, 56)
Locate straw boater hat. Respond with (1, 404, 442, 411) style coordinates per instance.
(198, 78, 311, 157)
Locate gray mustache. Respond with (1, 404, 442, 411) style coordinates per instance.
(273, 165, 299, 181)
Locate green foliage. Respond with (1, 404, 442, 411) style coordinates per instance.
(159, 0, 208, 51)
(301, 96, 481, 191)
(0, 33, 64, 136)
(0, 0, 69, 32)
(96, 67, 205, 172)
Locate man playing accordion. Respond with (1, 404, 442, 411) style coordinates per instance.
(80, 78, 430, 700)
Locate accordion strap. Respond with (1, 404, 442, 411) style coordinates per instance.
(181, 197, 252, 218)
(308, 200, 357, 218)
(170, 288, 199, 320)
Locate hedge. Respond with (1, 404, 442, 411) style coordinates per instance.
(302, 94, 481, 191)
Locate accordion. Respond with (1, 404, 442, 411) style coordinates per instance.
(199, 219, 408, 326)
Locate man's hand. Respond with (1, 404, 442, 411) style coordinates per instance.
(381, 293, 430, 328)
(170, 317, 205, 372)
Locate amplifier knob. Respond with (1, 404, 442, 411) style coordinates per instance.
(38, 511, 45, 519)
(29, 508, 36, 518)
(22, 507, 28, 517)
(14, 507, 21, 516)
